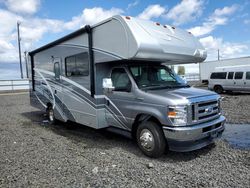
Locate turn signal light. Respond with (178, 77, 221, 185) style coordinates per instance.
(168, 111, 177, 118)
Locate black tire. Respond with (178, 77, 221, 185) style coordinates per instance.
(214, 85, 223, 94)
(46, 106, 56, 124)
(136, 121, 166, 158)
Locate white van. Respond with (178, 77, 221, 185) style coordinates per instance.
(208, 65, 250, 93)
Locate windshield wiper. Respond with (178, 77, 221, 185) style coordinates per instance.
(142, 84, 190, 90)
(142, 85, 173, 90)
(171, 85, 190, 88)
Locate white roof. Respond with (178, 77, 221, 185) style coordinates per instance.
(91, 15, 207, 64)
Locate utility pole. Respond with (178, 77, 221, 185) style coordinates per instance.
(217, 49, 220, 61)
(24, 51, 29, 78)
(17, 21, 23, 79)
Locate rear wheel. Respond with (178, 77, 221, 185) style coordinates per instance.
(136, 121, 166, 158)
(46, 106, 56, 124)
(214, 85, 223, 94)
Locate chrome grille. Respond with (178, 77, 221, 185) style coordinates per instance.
(190, 99, 220, 124)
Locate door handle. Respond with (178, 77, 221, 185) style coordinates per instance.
(106, 99, 110, 106)
(135, 97, 144, 101)
(234, 82, 236, 84)
(244, 82, 246, 84)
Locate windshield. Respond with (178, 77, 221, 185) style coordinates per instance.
(129, 64, 188, 90)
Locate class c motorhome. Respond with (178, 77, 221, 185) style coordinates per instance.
(29, 15, 225, 157)
(208, 65, 250, 93)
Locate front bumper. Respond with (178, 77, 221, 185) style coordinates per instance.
(163, 116, 226, 152)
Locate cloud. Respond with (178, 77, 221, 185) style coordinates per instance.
(0, 7, 124, 63)
(127, 0, 140, 10)
(0, 40, 15, 53)
(188, 4, 238, 36)
(244, 19, 250, 24)
(165, 0, 204, 26)
(0, 9, 22, 38)
(4, 0, 40, 15)
(138, 4, 166, 20)
(200, 36, 249, 60)
(64, 7, 124, 29)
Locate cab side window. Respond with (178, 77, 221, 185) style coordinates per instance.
(234, 72, 243, 80)
(111, 68, 131, 92)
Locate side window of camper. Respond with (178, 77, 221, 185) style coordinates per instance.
(227, 72, 234, 79)
(210, 72, 227, 79)
(246, 72, 250, 80)
(65, 52, 89, 77)
(111, 68, 131, 92)
(234, 72, 243, 79)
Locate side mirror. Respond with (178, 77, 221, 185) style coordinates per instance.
(103, 78, 114, 93)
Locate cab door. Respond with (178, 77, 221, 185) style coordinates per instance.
(105, 68, 135, 130)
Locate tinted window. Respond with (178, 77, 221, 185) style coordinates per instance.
(235, 72, 243, 79)
(65, 52, 89, 77)
(227, 72, 234, 79)
(210, 72, 227, 79)
(111, 68, 131, 92)
(246, 72, 250, 80)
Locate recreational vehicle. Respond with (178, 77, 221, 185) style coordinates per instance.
(29, 15, 225, 157)
(208, 65, 250, 93)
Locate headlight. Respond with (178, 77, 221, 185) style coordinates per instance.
(168, 105, 187, 126)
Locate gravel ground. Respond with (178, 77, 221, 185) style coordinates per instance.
(0, 93, 250, 188)
(221, 93, 250, 124)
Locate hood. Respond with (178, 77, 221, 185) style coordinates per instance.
(147, 87, 217, 100)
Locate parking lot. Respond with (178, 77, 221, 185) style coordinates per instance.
(0, 93, 249, 187)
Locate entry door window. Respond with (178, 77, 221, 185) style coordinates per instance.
(54, 62, 60, 80)
(111, 68, 131, 92)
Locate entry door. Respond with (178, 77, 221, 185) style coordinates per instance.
(105, 68, 135, 130)
(51, 58, 64, 119)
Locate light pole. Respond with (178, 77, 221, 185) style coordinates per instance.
(24, 51, 29, 78)
(17, 21, 23, 79)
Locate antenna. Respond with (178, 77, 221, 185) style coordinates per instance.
(217, 49, 220, 61)
(17, 21, 23, 79)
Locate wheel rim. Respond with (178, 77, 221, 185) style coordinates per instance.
(215, 86, 222, 93)
(139, 129, 155, 152)
(48, 109, 54, 122)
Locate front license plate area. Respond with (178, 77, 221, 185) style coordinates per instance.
(210, 131, 218, 138)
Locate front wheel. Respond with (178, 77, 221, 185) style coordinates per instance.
(136, 121, 166, 158)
